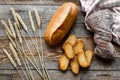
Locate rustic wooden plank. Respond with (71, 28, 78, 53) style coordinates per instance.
(0, 37, 120, 71)
(0, 24, 90, 38)
(0, 37, 94, 64)
(0, 70, 119, 80)
(0, 0, 80, 5)
(0, 5, 84, 30)
(0, 56, 120, 71)
(50, 70, 120, 80)
(0, 37, 119, 71)
(0, 37, 120, 58)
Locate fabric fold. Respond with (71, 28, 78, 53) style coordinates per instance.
(80, 0, 120, 46)
(80, 0, 120, 59)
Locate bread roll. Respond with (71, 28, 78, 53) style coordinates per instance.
(44, 2, 78, 45)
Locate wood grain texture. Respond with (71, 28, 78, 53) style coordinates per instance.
(0, 57, 120, 71)
(0, 70, 119, 80)
(0, 0, 80, 5)
(0, 2, 120, 80)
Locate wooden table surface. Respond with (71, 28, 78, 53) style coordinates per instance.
(0, 0, 120, 80)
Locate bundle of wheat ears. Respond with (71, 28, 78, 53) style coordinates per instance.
(1, 8, 50, 80)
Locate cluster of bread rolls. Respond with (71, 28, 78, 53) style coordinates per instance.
(59, 35, 93, 74)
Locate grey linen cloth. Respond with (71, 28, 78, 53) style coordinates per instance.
(80, 0, 120, 45)
(80, 0, 120, 59)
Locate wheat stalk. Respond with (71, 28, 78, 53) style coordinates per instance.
(34, 8, 41, 27)
(4, 19, 28, 80)
(21, 39, 35, 80)
(28, 11, 36, 33)
(16, 13, 28, 32)
(17, 18, 44, 79)
(25, 53, 35, 80)
(34, 8, 48, 79)
(5, 21, 27, 79)
(8, 19, 16, 38)
(10, 8, 20, 28)
(34, 8, 50, 80)
(14, 23, 22, 44)
(15, 36, 33, 80)
(9, 43, 21, 66)
(16, 13, 44, 75)
(20, 24, 46, 79)
(3, 48, 24, 80)
(14, 13, 39, 79)
(7, 8, 50, 80)
(3, 48, 17, 67)
(20, 29, 43, 72)
(8, 18, 30, 80)
(29, 10, 47, 79)
(5, 30, 16, 48)
(1, 20, 13, 37)
(17, 50, 31, 80)
(19, 46, 44, 79)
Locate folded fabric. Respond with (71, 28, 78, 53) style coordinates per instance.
(86, 9, 116, 59)
(80, 0, 120, 59)
(80, 0, 120, 45)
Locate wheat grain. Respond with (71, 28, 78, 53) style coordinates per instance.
(8, 19, 16, 38)
(3, 48, 17, 67)
(5, 30, 16, 48)
(14, 22, 22, 44)
(3, 48, 25, 80)
(10, 8, 20, 27)
(16, 13, 28, 32)
(9, 43, 21, 66)
(28, 11, 36, 33)
(1, 20, 13, 37)
(34, 8, 41, 27)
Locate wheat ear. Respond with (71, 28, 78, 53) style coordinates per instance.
(3, 48, 17, 67)
(16, 13, 28, 32)
(10, 7, 20, 27)
(5, 30, 16, 48)
(14, 23, 22, 44)
(34, 8, 41, 27)
(8, 19, 16, 38)
(9, 43, 21, 66)
(3, 48, 25, 80)
(28, 11, 36, 33)
(1, 20, 13, 37)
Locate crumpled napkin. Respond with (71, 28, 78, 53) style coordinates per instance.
(80, 0, 120, 45)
